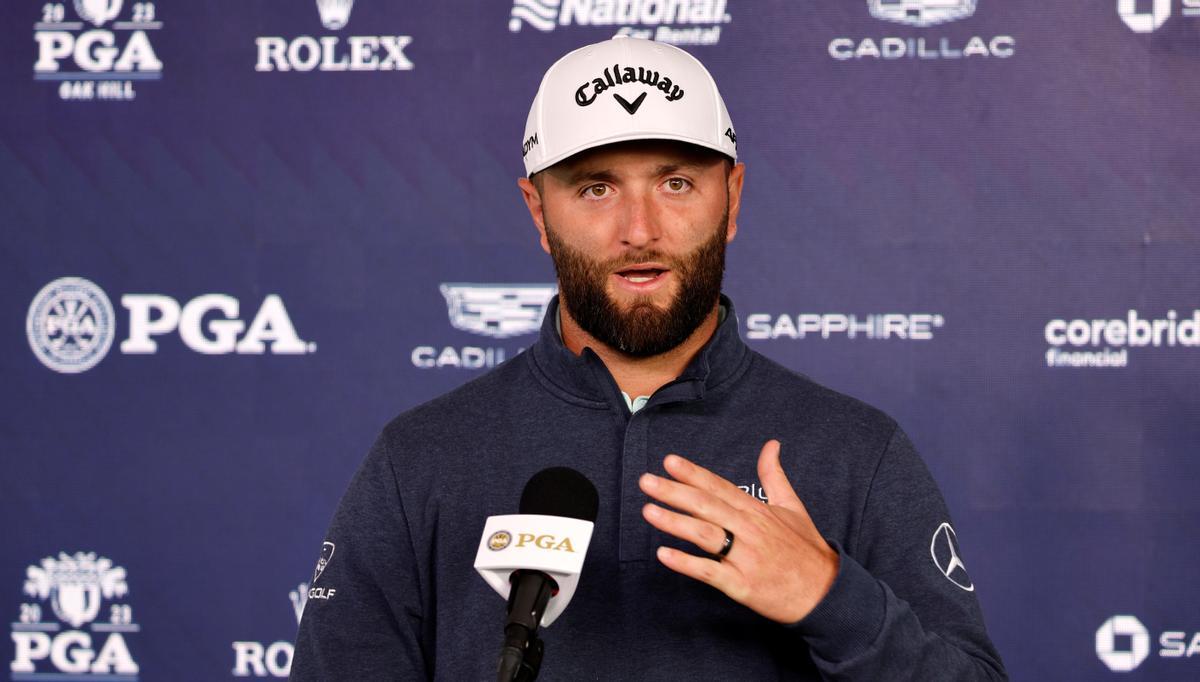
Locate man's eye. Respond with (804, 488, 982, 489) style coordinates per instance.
(665, 178, 690, 192)
(584, 184, 609, 198)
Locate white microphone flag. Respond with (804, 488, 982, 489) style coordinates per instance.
(473, 514, 595, 627)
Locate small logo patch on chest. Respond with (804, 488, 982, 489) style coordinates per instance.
(735, 483, 768, 503)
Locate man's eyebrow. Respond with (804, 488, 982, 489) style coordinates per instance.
(562, 161, 711, 186)
(562, 168, 619, 186)
(650, 161, 708, 176)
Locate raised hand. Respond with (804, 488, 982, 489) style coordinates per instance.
(639, 440, 839, 624)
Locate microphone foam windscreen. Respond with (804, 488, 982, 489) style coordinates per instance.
(519, 467, 599, 522)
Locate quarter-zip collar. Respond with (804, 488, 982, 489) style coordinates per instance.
(527, 294, 751, 412)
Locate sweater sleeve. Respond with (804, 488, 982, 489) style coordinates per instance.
(290, 433, 429, 680)
(790, 426, 1007, 680)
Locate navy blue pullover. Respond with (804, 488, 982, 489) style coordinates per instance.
(291, 296, 1006, 680)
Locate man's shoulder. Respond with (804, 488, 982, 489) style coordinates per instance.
(741, 349, 899, 440)
(378, 351, 533, 443)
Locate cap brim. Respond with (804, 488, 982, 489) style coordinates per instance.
(527, 131, 736, 177)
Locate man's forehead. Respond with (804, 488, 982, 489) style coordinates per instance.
(545, 140, 726, 182)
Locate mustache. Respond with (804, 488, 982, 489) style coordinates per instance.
(600, 251, 677, 270)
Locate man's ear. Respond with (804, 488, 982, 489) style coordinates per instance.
(517, 176, 552, 254)
(725, 162, 746, 243)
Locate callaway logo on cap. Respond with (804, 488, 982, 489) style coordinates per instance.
(522, 36, 737, 177)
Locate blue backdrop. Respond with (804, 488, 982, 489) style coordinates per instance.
(3, 0, 1199, 679)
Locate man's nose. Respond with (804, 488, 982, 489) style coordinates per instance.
(618, 190, 662, 248)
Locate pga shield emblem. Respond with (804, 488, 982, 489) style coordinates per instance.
(488, 531, 513, 551)
(11, 552, 140, 676)
(30, 554, 123, 628)
(74, 0, 122, 27)
(26, 277, 116, 373)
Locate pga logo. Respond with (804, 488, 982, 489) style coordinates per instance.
(27, 277, 313, 373)
(120, 293, 313, 355)
(514, 533, 577, 553)
(34, 0, 162, 75)
(35, 29, 161, 74)
(11, 552, 139, 677)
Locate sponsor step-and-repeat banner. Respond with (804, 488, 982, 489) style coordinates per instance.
(2, 0, 1198, 679)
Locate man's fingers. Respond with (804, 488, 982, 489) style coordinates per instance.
(654, 546, 743, 599)
(639, 441, 836, 625)
(662, 454, 758, 513)
(756, 439, 804, 512)
(642, 503, 729, 555)
(639, 472, 741, 528)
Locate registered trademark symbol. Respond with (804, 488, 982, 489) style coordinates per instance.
(307, 342, 317, 353)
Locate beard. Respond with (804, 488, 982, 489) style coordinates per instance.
(544, 208, 728, 358)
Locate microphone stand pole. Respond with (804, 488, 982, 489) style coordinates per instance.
(496, 572, 552, 682)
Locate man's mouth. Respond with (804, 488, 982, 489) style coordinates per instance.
(615, 263, 669, 284)
(619, 269, 665, 283)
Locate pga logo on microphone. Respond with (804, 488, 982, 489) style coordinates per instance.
(487, 529, 577, 554)
(475, 515, 594, 627)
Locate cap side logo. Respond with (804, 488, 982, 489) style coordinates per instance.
(613, 92, 647, 115)
(522, 132, 539, 158)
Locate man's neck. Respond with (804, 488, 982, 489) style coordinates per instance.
(557, 301, 722, 399)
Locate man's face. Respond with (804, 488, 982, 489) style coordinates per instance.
(519, 141, 744, 357)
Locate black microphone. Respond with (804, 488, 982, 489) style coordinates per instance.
(496, 467, 599, 682)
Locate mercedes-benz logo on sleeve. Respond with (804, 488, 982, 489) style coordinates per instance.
(930, 522, 974, 591)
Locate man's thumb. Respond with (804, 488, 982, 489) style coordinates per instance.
(757, 439, 803, 511)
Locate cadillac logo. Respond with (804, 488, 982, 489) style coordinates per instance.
(440, 284, 556, 339)
(868, 0, 978, 27)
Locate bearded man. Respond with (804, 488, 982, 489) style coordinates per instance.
(291, 37, 1006, 681)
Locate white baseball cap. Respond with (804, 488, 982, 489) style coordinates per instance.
(521, 37, 737, 177)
